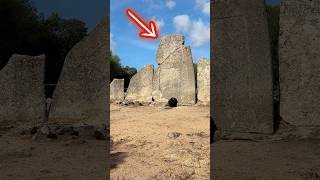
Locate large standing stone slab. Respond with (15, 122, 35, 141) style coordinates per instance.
(212, 0, 273, 133)
(49, 21, 108, 122)
(126, 64, 154, 102)
(280, 0, 320, 126)
(154, 35, 196, 105)
(110, 79, 124, 102)
(0, 54, 45, 124)
(197, 58, 210, 104)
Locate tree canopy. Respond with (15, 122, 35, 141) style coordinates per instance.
(110, 54, 137, 90)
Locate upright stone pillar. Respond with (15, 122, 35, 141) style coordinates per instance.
(126, 64, 154, 102)
(197, 58, 210, 104)
(110, 79, 124, 102)
(280, 0, 320, 126)
(154, 35, 196, 105)
(49, 21, 108, 122)
(0, 54, 45, 124)
(212, 0, 273, 133)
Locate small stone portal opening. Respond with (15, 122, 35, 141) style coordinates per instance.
(167, 97, 178, 107)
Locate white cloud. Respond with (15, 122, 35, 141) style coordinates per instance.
(173, 15, 210, 47)
(110, 33, 116, 52)
(151, 16, 165, 30)
(142, 0, 162, 10)
(189, 19, 210, 47)
(165, 0, 176, 8)
(173, 15, 191, 33)
(195, 0, 210, 15)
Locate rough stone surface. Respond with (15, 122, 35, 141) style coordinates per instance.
(197, 59, 210, 104)
(154, 35, 196, 105)
(110, 79, 124, 102)
(126, 64, 154, 102)
(212, 0, 273, 133)
(0, 54, 45, 124)
(49, 21, 108, 122)
(280, 0, 320, 126)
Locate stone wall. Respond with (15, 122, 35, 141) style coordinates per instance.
(280, 0, 320, 126)
(0, 54, 45, 124)
(212, 0, 273, 134)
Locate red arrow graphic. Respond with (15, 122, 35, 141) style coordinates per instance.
(126, 8, 158, 39)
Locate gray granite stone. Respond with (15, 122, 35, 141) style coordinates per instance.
(0, 54, 45, 125)
(126, 64, 154, 102)
(110, 79, 124, 102)
(49, 21, 108, 122)
(212, 0, 273, 133)
(280, 0, 320, 126)
(197, 59, 210, 104)
(154, 35, 196, 105)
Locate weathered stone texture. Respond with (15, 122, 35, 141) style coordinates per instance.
(126, 64, 154, 102)
(154, 35, 196, 105)
(0, 54, 45, 124)
(280, 0, 320, 126)
(49, 21, 108, 122)
(197, 59, 210, 104)
(212, 0, 273, 133)
(110, 79, 124, 102)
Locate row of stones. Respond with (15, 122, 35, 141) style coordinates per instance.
(110, 35, 210, 105)
(0, 21, 108, 125)
(110, 59, 210, 105)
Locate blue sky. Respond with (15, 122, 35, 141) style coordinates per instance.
(111, 0, 211, 69)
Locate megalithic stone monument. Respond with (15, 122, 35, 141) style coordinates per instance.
(280, 0, 320, 126)
(110, 79, 124, 102)
(197, 58, 210, 104)
(0, 54, 45, 124)
(212, 0, 274, 133)
(126, 64, 154, 102)
(154, 35, 196, 105)
(49, 21, 108, 122)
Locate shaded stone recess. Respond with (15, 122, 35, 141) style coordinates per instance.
(197, 59, 210, 104)
(49, 21, 108, 122)
(126, 64, 154, 102)
(0, 54, 45, 124)
(110, 79, 124, 102)
(212, 0, 273, 133)
(280, 0, 320, 126)
(154, 35, 196, 105)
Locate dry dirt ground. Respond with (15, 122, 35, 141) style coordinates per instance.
(110, 104, 210, 180)
(0, 120, 108, 180)
(1, 104, 320, 180)
(111, 104, 320, 180)
(212, 140, 320, 180)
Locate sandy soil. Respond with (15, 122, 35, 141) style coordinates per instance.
(110, 104, 210, 180)
(0, 121, 108, 180)
(212, 140, 320, 180)
(1, 103, 320, 180)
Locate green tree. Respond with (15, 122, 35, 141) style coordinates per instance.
(44, 13, 87, 59)
(0, 1, 88, 96)
(109, 54, 137, 90)
(0, 0, 45, 67)
(43, 13, 87, 85)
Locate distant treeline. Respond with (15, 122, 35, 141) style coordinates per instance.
(0, 0, 88, 91)
(110, 54, 137, 90)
